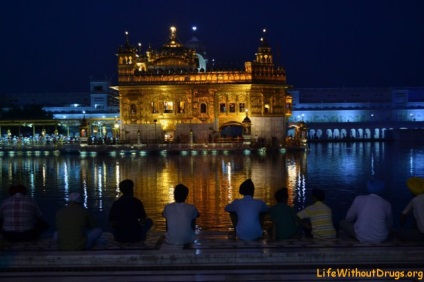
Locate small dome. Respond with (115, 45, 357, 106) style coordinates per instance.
(185, 26, 207, 56)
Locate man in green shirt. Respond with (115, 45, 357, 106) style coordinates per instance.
(54, 192, 102, 251)
(269, 188, 298, 240)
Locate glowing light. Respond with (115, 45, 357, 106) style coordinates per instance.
(170, 26, 176, 32)
(192, 26, 197, 31)
(263, 28, 266, 33)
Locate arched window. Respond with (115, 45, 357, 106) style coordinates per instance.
(164, 101, 174, 113)
(130, 104, 137, 115)
(219, 103, 226, 113)
(239, 103, 245, 113)
(178, 101, 185, 113)
(200, 103, 207, 113)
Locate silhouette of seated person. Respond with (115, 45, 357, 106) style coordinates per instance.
(162, 184, 200, 245)
(109, 179, 153, 243)
(54, 192, 102, 251)
(0, 184, 49, 242)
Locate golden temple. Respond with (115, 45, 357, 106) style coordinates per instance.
(116, 27, 293, 146)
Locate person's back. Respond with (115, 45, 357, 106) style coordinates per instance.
(224, 179, 269, 241)
(340, 179, 392, 243)
(1, 193, 39, 233)
(110, 179, 152, 242)
(163, 184, 199, 245)
(55, 193, 100, 251)
(406, 193, 424, 233)
(398, 178, 424, 241)
(0, 185, 48, 242)
(297, 189, 336, 239)
(348, 194, 391, 243)
(269, 188, 298, 240)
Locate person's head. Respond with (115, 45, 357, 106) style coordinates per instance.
(68, 192, 81, 204)
(9, 184, 27, 196)
(367, 179, 385, 196)
(119, 179, 134, 196)
(274, 187, 289, 203)
(239, 179, 255, 196)
(407, 177, 424, 196)
(174, 184, 189, 203)
(312, 188, 325, 202)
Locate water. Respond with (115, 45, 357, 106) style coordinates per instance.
(1, 142, 423, 234)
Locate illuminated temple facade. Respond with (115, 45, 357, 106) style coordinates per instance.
(115, 27, 292, 144)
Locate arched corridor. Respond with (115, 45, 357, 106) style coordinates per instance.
(305, 122, 392, 141)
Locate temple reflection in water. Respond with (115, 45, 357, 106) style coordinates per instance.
(1, 142, 423, 231)
(0, 149, 306, 232)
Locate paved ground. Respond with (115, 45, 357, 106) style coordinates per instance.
(1, 231, 423, 281)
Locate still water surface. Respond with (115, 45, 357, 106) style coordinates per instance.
(1, 141, 423, 233)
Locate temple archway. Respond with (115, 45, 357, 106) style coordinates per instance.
(219, 122, 243, 138)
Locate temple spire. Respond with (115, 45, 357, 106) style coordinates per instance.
(125, 31, 130, 46)
(163, 26, 183, 48)
(255, 27, 273, 64)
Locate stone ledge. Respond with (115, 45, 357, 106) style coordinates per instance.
(1, 232, 423, 271)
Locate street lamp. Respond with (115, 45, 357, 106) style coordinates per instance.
(114, 122, 119, 138)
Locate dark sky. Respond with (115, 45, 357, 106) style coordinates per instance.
(1, 0, 423, 94)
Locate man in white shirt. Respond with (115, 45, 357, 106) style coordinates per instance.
(163, 184, 199, 245)
(339, 179, 392, 243)
(398, 177, 424, 241)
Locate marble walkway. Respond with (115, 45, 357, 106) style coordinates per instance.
(1, 231, 423, 281)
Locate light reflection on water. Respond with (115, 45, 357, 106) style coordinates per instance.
(1, 141, 424, 234)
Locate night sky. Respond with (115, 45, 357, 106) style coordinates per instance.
(1, 0, 423, 94)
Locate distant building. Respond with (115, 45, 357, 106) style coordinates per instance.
(0, 81, 119, 138)
(43, 81, 119, 120)
(288, 87, 424, 139)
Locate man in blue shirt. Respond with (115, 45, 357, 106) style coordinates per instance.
(225, 179, 269, 241)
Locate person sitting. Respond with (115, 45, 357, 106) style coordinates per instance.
(0, 184, 49, 242)
(109, 179, 153, 243)
(269, 187, 298, 240)
(54, 192, 102, 251)
(339, 179, 392, 243)
(162, 184, 200, 245)
(397, 177, 424, 241)
(297, 188, 336, 239)
(224, 179, 269, 241)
